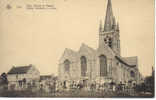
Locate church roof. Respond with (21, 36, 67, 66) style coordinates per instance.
(7, 65, 32, 74)
(79, 43, 96, 53)
(40, 75, 52, 80)
(60, 48, 78, 61)
(115, 56, 137, 67)
(122, 56, 137, 66)
(64, 48, 78, 56)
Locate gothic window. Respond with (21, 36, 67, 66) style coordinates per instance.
(64, 59, 70, 72)
(81, 56, 87, 76)
(104, 39, 107, 45)
(104, 37, 112, 48)
(99, 55, 107, 76)
(108, 38, 112, 48)
(109, 38, 112, 41)
(110, 59, 112, 76)
(130, 70, 135, 77)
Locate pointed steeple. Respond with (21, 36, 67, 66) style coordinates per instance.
(104, 0, 114, 32)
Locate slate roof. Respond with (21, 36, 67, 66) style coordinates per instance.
(40, 75, 52, 80)
(122, 56, 137, 66)
(64, 48, 78, 56)
(79, 43, 96, 53)
(115, 56, 137, 67)
(7, 65, 32, 74)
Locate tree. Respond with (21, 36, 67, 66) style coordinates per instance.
(144, 75, 154, 93)
(0, 73, 8, 85)
(0, 73, 8, 91)
(135, 66, 154, 96)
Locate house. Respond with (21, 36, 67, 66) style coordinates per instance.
(7, 64, 40, 90)
(39, 75, 58, 92)
(39, 75, 53, 92)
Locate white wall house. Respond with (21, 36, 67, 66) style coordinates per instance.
(7, 64, 40, 90)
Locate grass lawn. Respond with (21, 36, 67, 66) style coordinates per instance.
(0, 89, 154, 98)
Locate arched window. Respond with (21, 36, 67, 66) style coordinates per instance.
(81, 56, 87, 76)
(99, 55, 107, 76)
(130, 71, 135, 77)
(108, 38, 112, 48)
(64, 59, 70, 72)
(104, 37, 112, 48)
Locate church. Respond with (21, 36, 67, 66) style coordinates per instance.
(58, 0, 143, 85)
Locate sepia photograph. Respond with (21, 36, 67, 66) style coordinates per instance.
(0, 0, 154, 98)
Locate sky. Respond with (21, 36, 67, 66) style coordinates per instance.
(0, 0, 154, 77)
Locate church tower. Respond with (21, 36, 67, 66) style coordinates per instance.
(99, 0, 120, 56)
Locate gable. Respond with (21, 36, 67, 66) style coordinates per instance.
(59, 48, 78, 63)
(27, 65, 40, 75)
(78, 43, 96, 59)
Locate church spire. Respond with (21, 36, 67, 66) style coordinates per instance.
(104, 0, 114, 32)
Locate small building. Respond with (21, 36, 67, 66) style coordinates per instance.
(7, 64, 40, 90)
(39, 75, 53, 92)
(40, 75, 52, 81)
